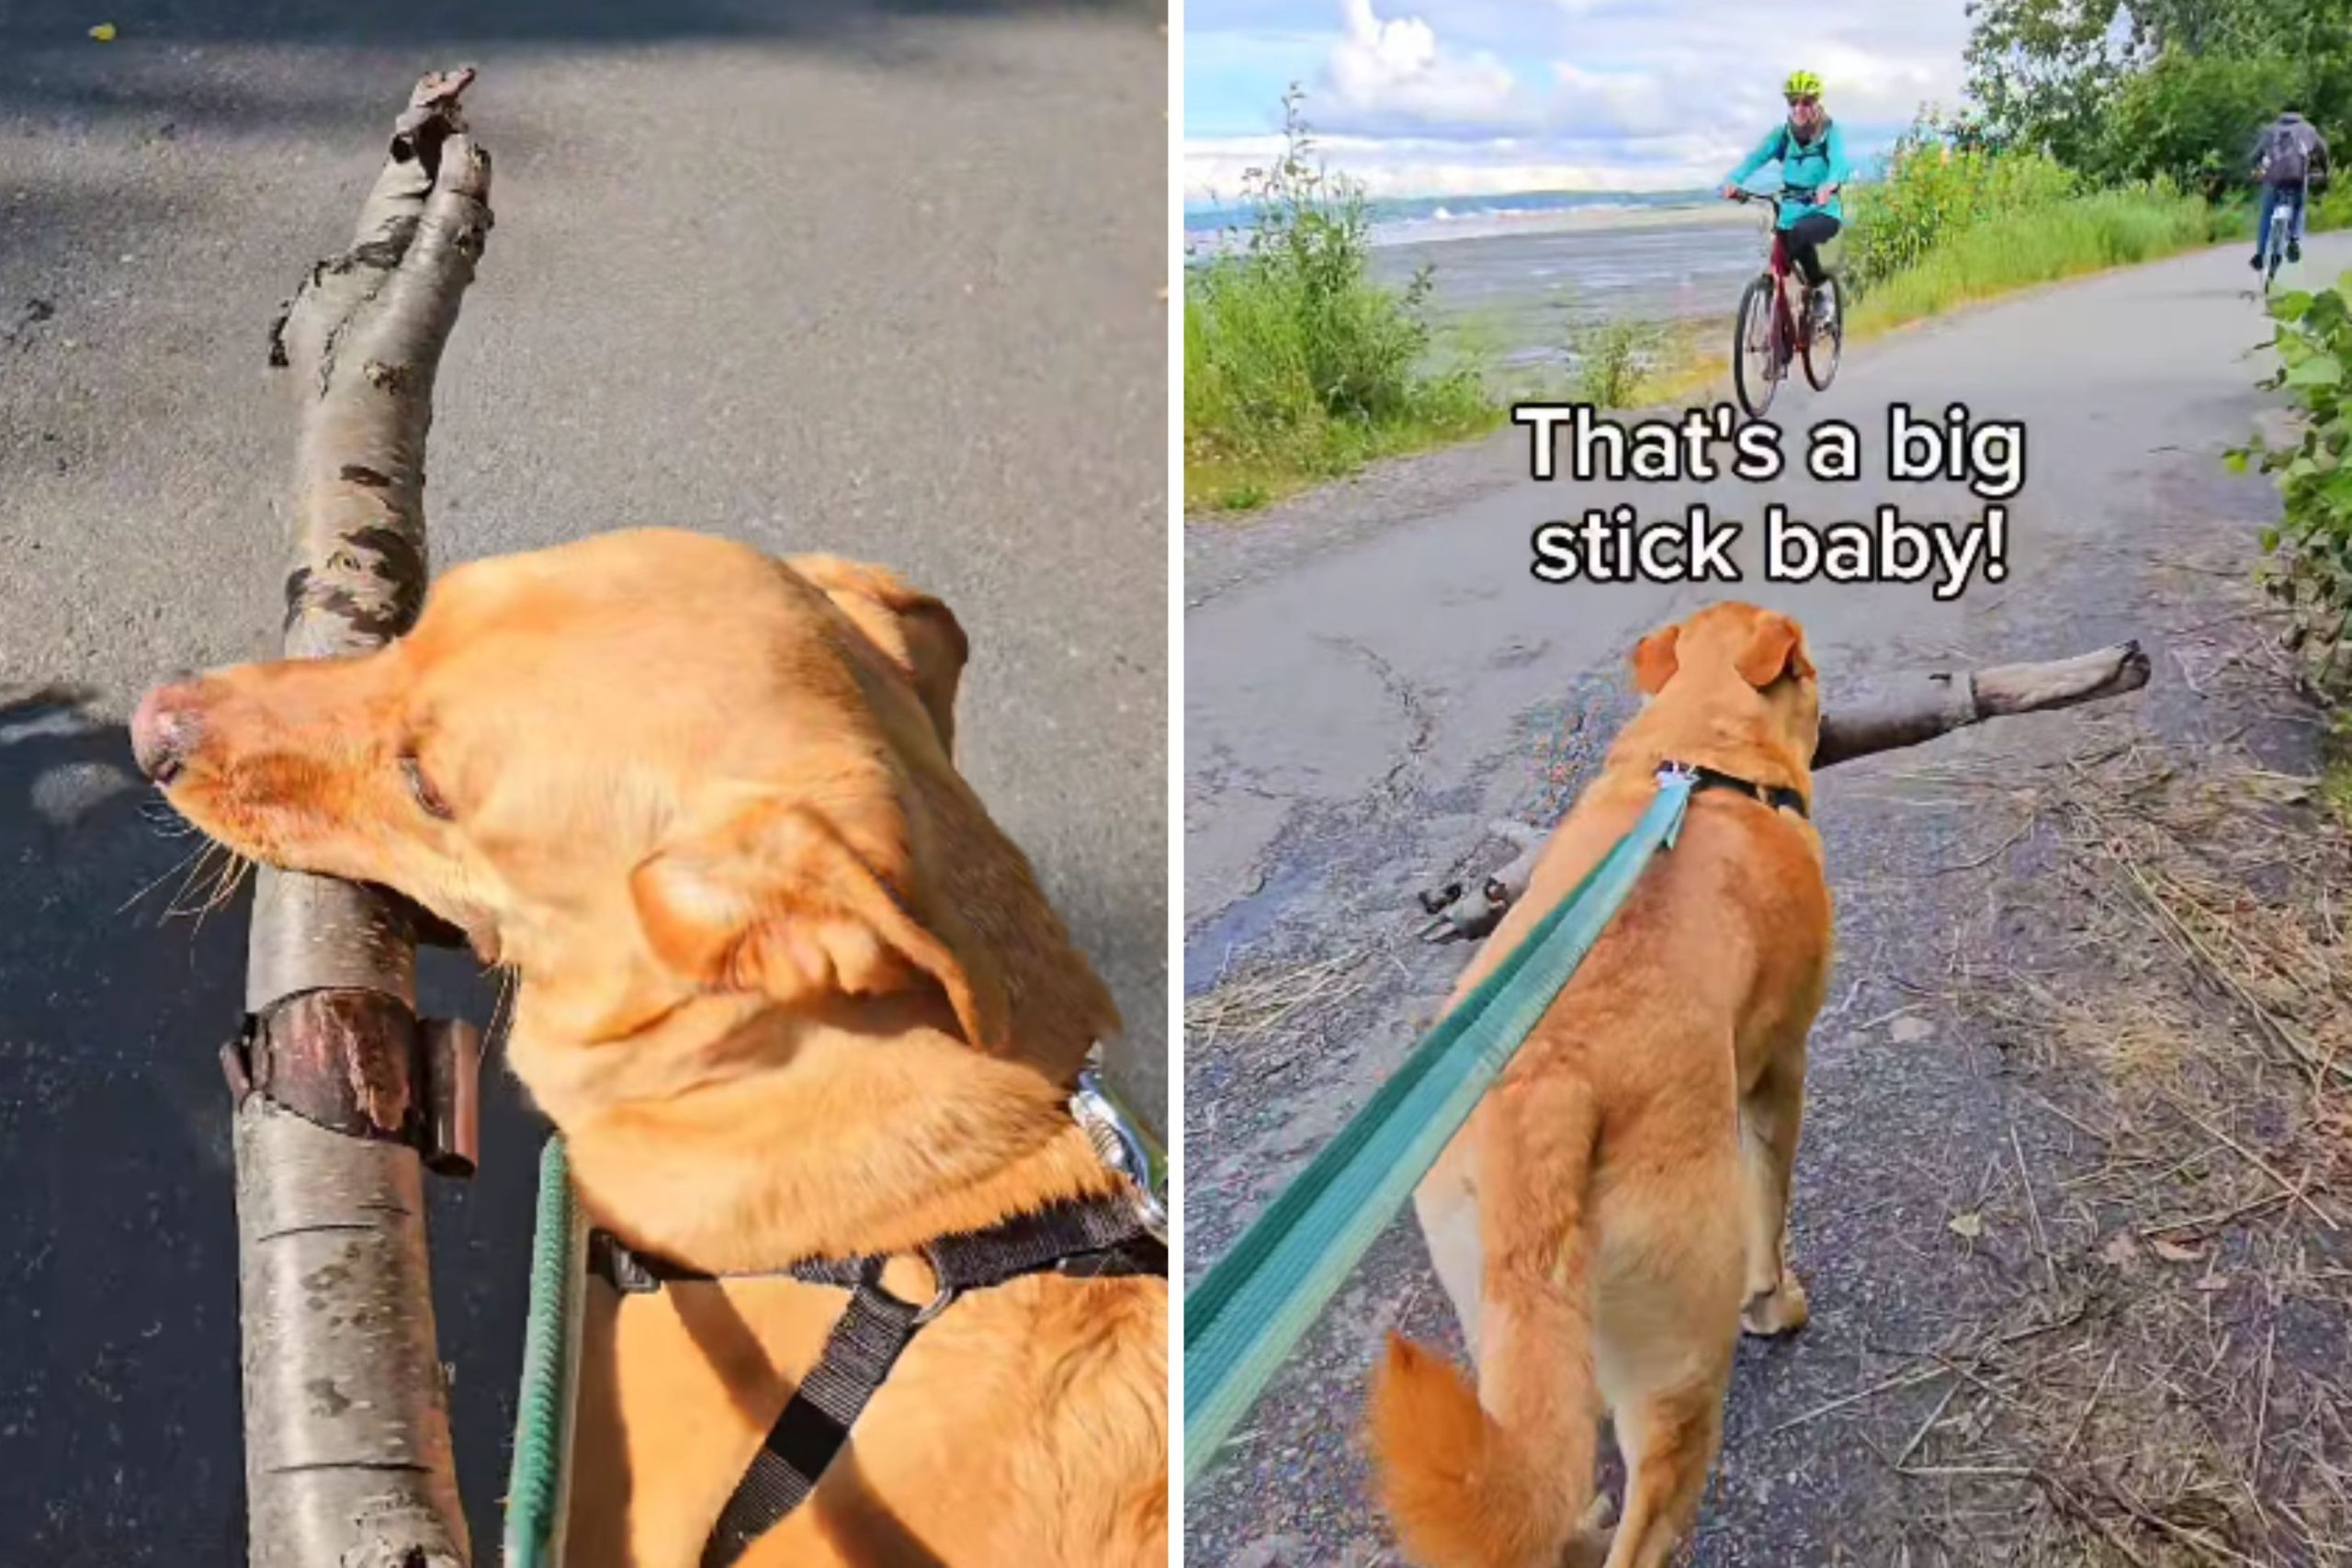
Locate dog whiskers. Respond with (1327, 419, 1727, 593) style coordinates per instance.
(117, 841, 212, 917)
(140, 797, 199, 839)
(485, 963, 521, 1051)
(161, 840, 229, 919)
(179, 847, 256, 936)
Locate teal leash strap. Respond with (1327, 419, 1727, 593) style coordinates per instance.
(504, 1135, 586, 1567)
(1182, 772, 1695, 1482)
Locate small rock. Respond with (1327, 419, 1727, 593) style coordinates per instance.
(1889, 1013, 1935, 1044)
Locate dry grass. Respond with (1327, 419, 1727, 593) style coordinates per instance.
(1822, 624, 2352, 1564)
(1185, 947, 1378, 1055)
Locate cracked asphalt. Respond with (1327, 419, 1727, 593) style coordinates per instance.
(1182, 239, 2336, 1564)
(0, 3, 1163, 1558)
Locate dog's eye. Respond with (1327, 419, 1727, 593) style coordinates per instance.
(401, 753, 455, 820)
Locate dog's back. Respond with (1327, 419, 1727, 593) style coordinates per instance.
(1370, 605, 1832, 1568)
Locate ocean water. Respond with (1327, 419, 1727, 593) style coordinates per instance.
(1181, 187, 1714, 250)
(1374, 215, 1773, 373)
(1183, 188, 1787, 378)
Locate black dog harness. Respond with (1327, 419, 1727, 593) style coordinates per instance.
(589, 1190, 1166, 1567)
(1666, 759, 1810, 818)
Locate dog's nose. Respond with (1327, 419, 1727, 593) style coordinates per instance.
(130, 677, 203, 784)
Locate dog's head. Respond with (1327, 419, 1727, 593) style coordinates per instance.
(132, 528, 1115, 1072)
(1627, 601, 1821, 768)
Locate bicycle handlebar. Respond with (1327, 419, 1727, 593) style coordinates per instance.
(1729, 186, 1824, 207)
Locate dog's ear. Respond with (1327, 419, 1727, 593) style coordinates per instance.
(1631, 625, 1680, 695)
(629, 794, 1012, 1053)
(1735, 610, 1815, 689)
(783, 554, 970, 755)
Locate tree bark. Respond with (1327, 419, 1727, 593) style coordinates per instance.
(1424, 642, 2154, 938)
(1811, 641, 2151, 769)
(235, 68, 491, 1568)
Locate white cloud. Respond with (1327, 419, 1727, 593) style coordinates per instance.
(1183, 130, 1754, 202)
(1323, 0, 1525, 130)
(1185, 0, 1977, 197)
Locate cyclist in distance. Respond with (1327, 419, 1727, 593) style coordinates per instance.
(1720, 69, 1851, 332)
(2251, 101, 2331, 272)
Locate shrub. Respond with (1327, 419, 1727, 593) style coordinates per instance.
(1184, 89, 1493, 508)
(1842, 120, 2081, 297)
(2232, 279, 2352, 677)
(1566, 317, 1667, 408)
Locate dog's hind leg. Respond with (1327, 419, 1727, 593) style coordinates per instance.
(1597, 1372, 1727, 1568)
(1737, 1042, 1810, 1337)
(1589, 1150, 1743, 1568)
(1372, 1085, 1601, 1568)
(1414, 1128, 1487, 1358)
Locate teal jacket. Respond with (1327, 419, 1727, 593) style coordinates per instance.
(1726, 118, 1850, 229)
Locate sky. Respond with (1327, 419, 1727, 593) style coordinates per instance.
(1184, 0, 1977, 204)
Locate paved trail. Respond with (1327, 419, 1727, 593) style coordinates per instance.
(1184, 238, 2337, 1563)
(0, 4, 1161, 1558)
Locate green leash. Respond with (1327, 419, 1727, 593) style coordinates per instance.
(505, 1135, 587, 1568)
(1182, 768, 1698, 1481)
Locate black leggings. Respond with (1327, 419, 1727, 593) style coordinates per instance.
(1783, 213, 1840, 287)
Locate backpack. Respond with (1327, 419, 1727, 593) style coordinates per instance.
(1775, 119, 1834, 190)
(2267, 121, 2313, 185)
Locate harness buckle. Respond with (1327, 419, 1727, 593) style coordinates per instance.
(1071, 1066, 1170, 1246)
(874, 1252, 958, 1326)
(590, 1232, 668, 1294)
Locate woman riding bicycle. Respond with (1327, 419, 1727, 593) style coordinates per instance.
(1720, 69, 1850, 329)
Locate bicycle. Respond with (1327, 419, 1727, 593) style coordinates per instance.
(1729, 187, 1842, 419)
(2259, 175, 2309, 298)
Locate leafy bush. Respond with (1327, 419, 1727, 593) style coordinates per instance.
(2089, 45, 2282, 189)
(1567, 317, 1666, 408)
(2230, 276, 2352, 669)
(1184, 89, 1493, 510)
(1842, 120, 2081, 296)
(1964, 0, 2352, 210)
(2315, 179, 2352, 231)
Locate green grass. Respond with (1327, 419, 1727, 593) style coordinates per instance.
(1847, 185, 2222, 334)
(1183, 265, 1498, 511)
(1186, 93, 2352, 515)
(1183, 89, 1502, 514)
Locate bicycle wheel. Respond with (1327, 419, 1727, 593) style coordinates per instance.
(1803, 274, 1844, 391)
(1733, 275, 1780, 419)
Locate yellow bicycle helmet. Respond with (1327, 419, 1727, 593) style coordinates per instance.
(1784, 69, 1824, 98)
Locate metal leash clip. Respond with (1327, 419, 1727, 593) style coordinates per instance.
(1070, 1065, 1169, 1245)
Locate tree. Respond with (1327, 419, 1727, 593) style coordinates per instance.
(1967, 0, 2352, 185)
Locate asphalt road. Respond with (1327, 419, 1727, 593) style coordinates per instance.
(1183, 238, 2335, 1562)
(0, 4, 1164, 1560)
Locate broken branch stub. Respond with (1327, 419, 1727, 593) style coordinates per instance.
(271, 64, 491, 656)
(237, 67, 490, 1568)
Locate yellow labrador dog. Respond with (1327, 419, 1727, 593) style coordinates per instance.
(1370, 603, 1833, 1568)
(132, 529, 1167, 1567)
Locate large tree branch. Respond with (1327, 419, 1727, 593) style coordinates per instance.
(1419, 642, 2154, 940)
(1812, 641, 2151, 768)
(235, 68, 491, 1568)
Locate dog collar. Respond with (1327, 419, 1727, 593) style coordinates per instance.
(1658, 760, 1809, 818)
(1070, 1064, 1169, 1245)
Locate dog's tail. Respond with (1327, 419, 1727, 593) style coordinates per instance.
(1366, 1104, 1599, 1568)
